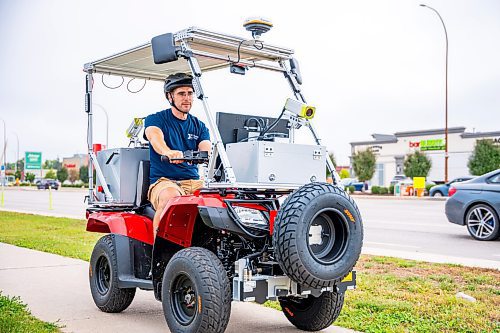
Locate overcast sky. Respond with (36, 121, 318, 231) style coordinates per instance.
(0, 0, 499, 165)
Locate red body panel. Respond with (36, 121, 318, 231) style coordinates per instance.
(157, 195, 227, 247)
(87, 212, 154, 245)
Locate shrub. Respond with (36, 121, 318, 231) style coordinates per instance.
(339, 169, 350, 179)
(371, 186, 380, 194)
(62, 184, 87, 188)
(379, 187, 389, 195)
(347, 186, 355, 193)
(404, 151, 432, 178)
(389, 185, 394, 194)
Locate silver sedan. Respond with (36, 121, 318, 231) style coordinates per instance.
(445, 169, 500, 241)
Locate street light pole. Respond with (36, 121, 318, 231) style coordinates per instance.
(0, 117, 6, 177)
(93, 103, 109, 149)
(0, 117, 5, 205)
(12, 132, 19, 174)
(420, 4, 449, 183)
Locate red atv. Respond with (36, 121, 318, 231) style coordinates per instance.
(84, 22, 363, 333)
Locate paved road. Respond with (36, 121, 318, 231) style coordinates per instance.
(0, 187, 499, 269)
(0, 243, 356, 333)
(0, 187, 87, 219)
(357, 198, 500, 268)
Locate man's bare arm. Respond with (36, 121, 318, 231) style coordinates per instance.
(145, 126, 183, 163)
(198, 140, 212, 153)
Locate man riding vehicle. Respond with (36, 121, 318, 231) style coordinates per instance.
(144, 73, 211, 238)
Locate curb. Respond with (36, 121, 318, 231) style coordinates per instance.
(350, 194, 447, 201)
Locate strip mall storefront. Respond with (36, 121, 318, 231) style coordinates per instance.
(350, 127, 500, 187)
(62, 154, 88, 175)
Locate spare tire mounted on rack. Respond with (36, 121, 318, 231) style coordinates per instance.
(273, 182, 363, 288)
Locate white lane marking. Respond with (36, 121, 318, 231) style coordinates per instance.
(364, 220, 451, 228)
(365, 242, 420, 249)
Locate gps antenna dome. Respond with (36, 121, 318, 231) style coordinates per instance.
(243, 18, 273, 39)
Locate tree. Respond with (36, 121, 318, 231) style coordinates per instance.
(43, 158, 62, 171)
(57, 167, 68, 183)
(14, 170, 21, 180)
(68, 169, 78, 183)
(404, 151, 432, 178)
(17, 158, 24, 173)
(45, 170, 56, 179)
(468, 139, 500, 176)
(326, 152, 337, 177)
(25, 172, 35, 183)
(352, 149, 376, 182)
(79, 166, 89, 183)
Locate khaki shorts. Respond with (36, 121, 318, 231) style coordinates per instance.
(147, 177, 204, 210)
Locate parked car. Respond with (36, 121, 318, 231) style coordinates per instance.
(340, 178, 364, 191)
(429, 177, 475, 197)
(37, 179, 60, 190)
(445, 169, 500, 241)
(390, 174, 408, 186)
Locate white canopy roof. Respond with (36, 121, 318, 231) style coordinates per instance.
(84, 27, 295, 81)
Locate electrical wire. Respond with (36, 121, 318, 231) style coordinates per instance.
(260, 108, 286, 138)
(101, 74, 124, 89)
(230, 39, 265, 66)
(127, 78, 147, 93)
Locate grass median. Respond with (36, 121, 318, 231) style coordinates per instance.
(0, 211, 100, 261)
(1, 211, 499, 332)
(0, 293, 58, 333)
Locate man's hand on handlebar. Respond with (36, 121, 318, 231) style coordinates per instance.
(161, 150, 209, 165)
(161, 150, 184, 164)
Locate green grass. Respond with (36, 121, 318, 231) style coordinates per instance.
(0, 293, 59, 333)
(266, 256, 500, 333)
(1, 211, 499, 332)
(0, 211, 100, 261)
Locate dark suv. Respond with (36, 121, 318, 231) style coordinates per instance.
(37, 179, 60, 190)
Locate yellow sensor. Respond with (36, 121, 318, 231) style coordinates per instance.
(284, 98, 316, 120)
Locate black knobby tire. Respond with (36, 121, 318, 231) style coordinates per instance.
(162, 247, 231, 333)
(89, 234, 136, 313)
(273, 182, 363, 288)
(279, 291, 344, 331)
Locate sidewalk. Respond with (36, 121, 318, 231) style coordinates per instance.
(0, 243, 357, 333)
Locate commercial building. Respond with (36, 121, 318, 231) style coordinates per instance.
(350, 127, 500, 186)
(62, 154, 88, 174)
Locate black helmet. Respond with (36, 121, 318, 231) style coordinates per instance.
(164, 73, 193, 93)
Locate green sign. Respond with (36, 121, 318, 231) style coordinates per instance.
(420, 139, 445, 151)
(25, 152, 42, 170)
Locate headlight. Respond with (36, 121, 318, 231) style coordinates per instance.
(233, 206, 268, 230)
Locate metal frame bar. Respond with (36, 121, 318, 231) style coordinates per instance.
(180, 41, 237, 185)
(85, 73, 114, 203)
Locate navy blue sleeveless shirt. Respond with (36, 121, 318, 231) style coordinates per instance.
(144, 109, 210, 184)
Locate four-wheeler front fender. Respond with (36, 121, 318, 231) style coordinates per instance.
(157, 195, 226, 247)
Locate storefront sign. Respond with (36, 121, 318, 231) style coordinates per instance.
(369, 145, 383, 153)
(409, 139, 445, 151)
(64, 163, 76, 168)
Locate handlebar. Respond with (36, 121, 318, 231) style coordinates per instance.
(161, 150, 209, 164)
